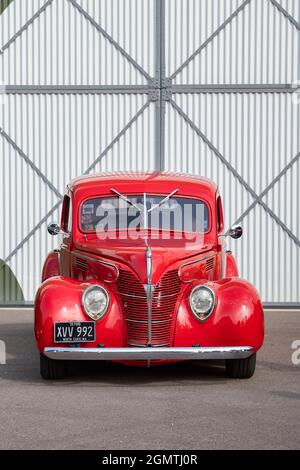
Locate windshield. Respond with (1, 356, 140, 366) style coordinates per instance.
(80, 195, 209, 233)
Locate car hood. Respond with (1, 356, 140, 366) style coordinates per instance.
(73, 234, 214, 284)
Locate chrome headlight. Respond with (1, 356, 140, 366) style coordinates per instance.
(189, 285, 216, 321)
(82, 285, 109, 321)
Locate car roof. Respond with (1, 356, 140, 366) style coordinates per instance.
(68, 171, 218, 199)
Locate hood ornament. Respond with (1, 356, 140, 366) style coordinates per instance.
(144, 246, 155, 348)
(146, 246, 153, 286)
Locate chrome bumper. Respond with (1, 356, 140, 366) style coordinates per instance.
(44, 346, 254, 361)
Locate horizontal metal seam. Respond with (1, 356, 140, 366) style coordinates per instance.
(0, 302, 300, 310)
(1, 303, 297, 309)
(4, 85, 152, 94)
(171, 84, 295, 94)
(4, 84, 297, 95)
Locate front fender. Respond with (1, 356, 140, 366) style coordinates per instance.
(34, 276, 125, 352)
(174, 278, 264, 351)
(225, 251, 239, 277)
(41, 250, 60, 282)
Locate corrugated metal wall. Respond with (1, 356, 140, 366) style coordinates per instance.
(164, 0, 300, 305)
(0, 0, 299, 305)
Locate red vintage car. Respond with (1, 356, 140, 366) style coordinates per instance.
(35, 172, 264, 380)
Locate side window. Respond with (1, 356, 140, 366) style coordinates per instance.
(67, 198, 72, 233)
(217, 196, 224, 233)
(61, 195, 72, 233)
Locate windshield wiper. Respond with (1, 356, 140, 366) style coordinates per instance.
(110, 188, 142, 212)
(111, 187, 179, 218)
(147, 188, 179, 213)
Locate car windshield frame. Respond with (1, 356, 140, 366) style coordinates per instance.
(78, 193, 212, 235)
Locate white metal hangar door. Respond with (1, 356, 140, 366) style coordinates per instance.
(0, 0, 300, 306)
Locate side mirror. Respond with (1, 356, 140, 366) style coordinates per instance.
(229, 225, 243, 240)
(47, 222, 61, 236)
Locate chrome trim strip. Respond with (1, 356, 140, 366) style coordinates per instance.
(146, 246, 153, 346)
(126, 318, 172, 324)
(137, 289, 177, 300)
(119, 292, 147, 299)
(44, 346, 254, 361)
(152, 291, 179, 299)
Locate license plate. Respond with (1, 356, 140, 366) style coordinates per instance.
(54, 322, 95, 343)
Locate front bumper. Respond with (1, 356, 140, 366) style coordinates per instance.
(44, 346, 254, 361)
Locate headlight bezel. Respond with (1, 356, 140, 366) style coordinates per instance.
(82, 285, 110, 321)
(189, 285, 216, 322)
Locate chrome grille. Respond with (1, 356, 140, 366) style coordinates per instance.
(116, 268, 182, 347)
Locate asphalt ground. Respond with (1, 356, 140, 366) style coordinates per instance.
(0, 309, 299, 450)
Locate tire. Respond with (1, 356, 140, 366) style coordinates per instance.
(225, 353, 256, 379)
(40, 353, 67, 380)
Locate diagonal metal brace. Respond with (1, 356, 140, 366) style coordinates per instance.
(169, 0, 252, 80)
(229, 150, 300, 231)
(0, 0, 54, 55)
(0, 127, 63, 199)
(268, 0, 300, 31)
(67, 0, 152, 81)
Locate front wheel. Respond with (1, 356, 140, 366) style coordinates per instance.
(225, 353, 256, 379)
(40, 353, 67, 380)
